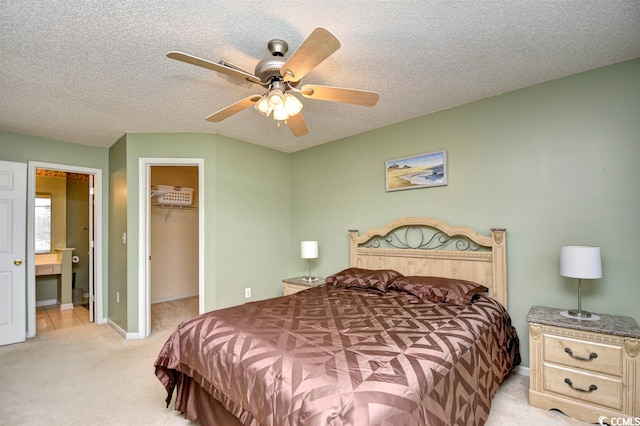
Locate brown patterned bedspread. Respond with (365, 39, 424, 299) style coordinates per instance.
(155, 285, 520, 426)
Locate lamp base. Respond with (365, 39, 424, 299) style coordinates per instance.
(568, 309, 592, 318)
(301, 276, 319, 283)
(560, 310, 600, 321)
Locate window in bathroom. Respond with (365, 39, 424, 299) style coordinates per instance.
(35, 193, 52, 253)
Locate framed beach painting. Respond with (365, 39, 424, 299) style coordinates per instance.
(385, 150, 448, 192)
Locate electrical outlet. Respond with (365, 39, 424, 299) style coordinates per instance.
(244, 288, 251, 299)
(116, 291, 120, 303)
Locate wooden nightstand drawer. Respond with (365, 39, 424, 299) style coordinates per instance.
(543, 333, 623, 376)
(543, 363, 623, 411)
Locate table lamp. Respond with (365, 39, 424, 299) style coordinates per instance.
(301, 241, 319, 282)
(560, 245, 602, 319)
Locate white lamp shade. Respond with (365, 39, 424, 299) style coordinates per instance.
(254, 96, 271, 117)
(267, 89, 285, 108)
(284, 93, 303, 116)
(272, 106, 289, 121)
(560, 246, 602, 279)
(300, 241, 318, 259)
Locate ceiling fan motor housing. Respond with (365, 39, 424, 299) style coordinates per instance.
(255, 39, 289, 83)
(255, 58, 285, 83)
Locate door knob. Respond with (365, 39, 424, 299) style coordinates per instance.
(14, 259, 23, 266)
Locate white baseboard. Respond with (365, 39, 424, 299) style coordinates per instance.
(107, 318, 126, 338)
(125, 332, 143, 339)
(35, 299, 75, 311)
(107, 318, 142, 339)
(513, 366, 530, 376)
(107, 292, 198, 340)
(151, 292, 198, 305)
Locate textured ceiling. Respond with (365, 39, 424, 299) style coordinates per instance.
(1, 1, 639, 153)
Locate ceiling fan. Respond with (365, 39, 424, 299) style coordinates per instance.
(167, 27, 380, 137)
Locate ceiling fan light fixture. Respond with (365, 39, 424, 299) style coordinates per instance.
(272, 106, 289, 121)
(284, 93, 303, 116)
(267, 89, 285, 108)
(255, 95, 272, 117)
(256, 88, 303, 121)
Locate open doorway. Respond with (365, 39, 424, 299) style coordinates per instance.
(27, 162, 104, 337)
(138, 158, 204, 338)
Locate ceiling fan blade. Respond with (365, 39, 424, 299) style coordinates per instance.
(281, 28, 340, 83)
(167, 51, 262, 85)
(217, 60, 254, 76)
(287, 112, 309, 137)
(205, 96, 261, 122)
(299, 84, 380, 107)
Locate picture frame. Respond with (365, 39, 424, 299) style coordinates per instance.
(385, 150, 448, 192)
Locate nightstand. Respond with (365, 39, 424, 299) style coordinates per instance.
(527, 305, 640, 423)
(282, 276, 325, 296)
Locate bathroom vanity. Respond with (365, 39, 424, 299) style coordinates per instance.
(35, 248, 75, 310)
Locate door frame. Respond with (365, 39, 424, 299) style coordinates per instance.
(26, 161, 104, 337)
(138, 158, 204, 338)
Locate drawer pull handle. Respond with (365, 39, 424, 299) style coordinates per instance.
(564, 378, 597, 393)
(564, 347, 597, 361)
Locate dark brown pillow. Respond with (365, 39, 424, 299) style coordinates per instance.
(389, 276, 488, 305)
(325, 268, 404, 292)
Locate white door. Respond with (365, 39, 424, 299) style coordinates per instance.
(0, 160, 27, 346)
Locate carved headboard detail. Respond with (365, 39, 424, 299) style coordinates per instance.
(349, 217, 508, 309)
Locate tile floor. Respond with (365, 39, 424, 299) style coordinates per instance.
(35, 297, 199, 334)
(36, 303, 91, 333)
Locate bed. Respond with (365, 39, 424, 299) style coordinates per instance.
(154, 217, 520, 425)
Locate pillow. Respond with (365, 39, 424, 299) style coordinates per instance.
(325, 268, 404, 292)
(388, 276, 488, 305)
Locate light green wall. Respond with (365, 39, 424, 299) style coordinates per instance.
(290, 58, 640, 367)
(0, 131, 110, 315)
(214, 135, 291, 308)
(108, 136, 128, 329)
(119, 133, 290, 332)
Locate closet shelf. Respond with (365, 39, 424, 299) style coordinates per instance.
(151, 203, 197, 209)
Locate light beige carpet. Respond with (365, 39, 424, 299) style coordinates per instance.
(0, 297, 588, 425)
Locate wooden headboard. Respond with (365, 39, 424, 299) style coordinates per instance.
(349, 217, 508, 309)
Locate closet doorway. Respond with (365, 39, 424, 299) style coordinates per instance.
(138, 159, 204, 338)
